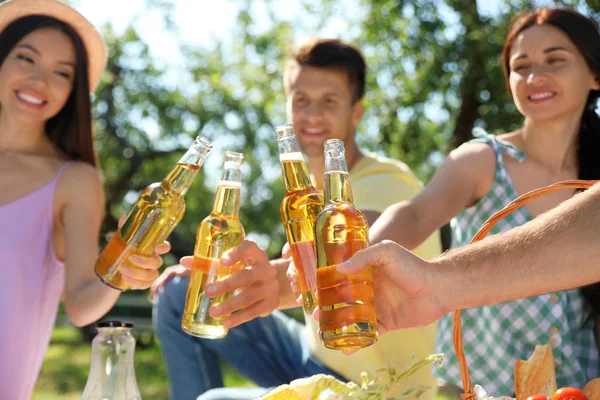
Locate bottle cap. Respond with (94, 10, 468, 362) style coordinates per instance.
(96, 321, 134, 328)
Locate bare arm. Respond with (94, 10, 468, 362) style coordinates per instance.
(436, 182, 600, 311)
(59, 164, 166, 327)
(369, 143, 496, 249)
(59, 164, 121, 327)
(362, 210, 381, 227)
(337, 183, 600, 333)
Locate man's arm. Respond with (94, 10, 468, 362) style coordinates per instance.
(436, 182, 600, 311)
(337, 183, 600, 334)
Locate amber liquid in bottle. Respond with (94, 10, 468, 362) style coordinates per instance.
(95, 136, 212, 291)
(280, 153, 323, 315)
(315, 140, 377, 350)
(182, 153, 245, 339)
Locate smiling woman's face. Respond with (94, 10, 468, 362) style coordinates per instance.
(0, 27, 76, 125)
(508, 24, 599, 122)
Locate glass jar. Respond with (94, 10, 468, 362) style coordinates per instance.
(81, 321, 141, 400)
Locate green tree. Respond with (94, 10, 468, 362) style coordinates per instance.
(94, 23, 289, 262)
(357, 0, 599, 177)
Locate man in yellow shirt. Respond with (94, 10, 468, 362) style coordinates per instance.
(152, 38, 442, 400)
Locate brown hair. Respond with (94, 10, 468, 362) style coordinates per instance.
(283, 38, 366, 103)
(0, 15, 96, 166)
(502, 8, 600, 318)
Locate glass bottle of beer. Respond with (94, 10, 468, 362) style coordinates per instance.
(314, 139, 378, 350)
(95, 136, 213, 291)
(275, 124, 323, 315)
(182, 151, 245, 339)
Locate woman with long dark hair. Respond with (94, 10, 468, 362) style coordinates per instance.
(0, 1, 167, 398)
(367, 7, 600, 396)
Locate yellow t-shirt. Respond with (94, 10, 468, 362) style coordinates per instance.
(305, 152, 442, 399)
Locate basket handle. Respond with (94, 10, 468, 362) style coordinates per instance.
(453, 179, 598, 400)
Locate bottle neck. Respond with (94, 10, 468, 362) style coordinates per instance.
(164, 140, 211, 196)
(280, 155, 312, 192)
(323, 141, 353, 204)
(277, 136, 312, 191)
(212, 182, 241, 216)
(163, 163, 200, 196)
(213, 161, 242, 216)
(323, 170, 353, 204)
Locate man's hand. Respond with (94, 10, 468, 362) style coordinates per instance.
(194, 240, 279, 329)
(150, 263, 190, 299)
(336, 240, 446, 336)
(282, 242, 303, 307)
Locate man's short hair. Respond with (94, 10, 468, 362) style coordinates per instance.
(283, 38, 366, 103)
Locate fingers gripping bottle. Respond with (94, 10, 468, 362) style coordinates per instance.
(182, 152, 245, 339)
(275, 124, 323, 315)
(314, 139, 378, 350)
(95, 137, 213, 291)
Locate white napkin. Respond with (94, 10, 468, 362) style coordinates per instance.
(474, 384, 516, 400)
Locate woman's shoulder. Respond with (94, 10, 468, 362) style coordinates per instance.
(449, 138, 496, 169)
(55, 161, 104, 207)
(456, 129, 525, 162)
(496, 130, 524, 148)
(60, 160, 100, 179)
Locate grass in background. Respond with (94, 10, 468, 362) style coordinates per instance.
(33, 325, 254, 400)
(35, 324, 458, 399)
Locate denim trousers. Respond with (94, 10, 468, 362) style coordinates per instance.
(153, 275, 344, 400)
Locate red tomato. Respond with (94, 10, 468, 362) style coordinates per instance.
(527, 396, 549, 400)
(552, 387, 588, 400)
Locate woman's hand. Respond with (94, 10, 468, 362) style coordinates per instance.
(120, 241, 171, 290)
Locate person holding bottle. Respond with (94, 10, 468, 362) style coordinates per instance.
(0, 1, 168, 398)
(151, 38, 442, 400)
(365, 7, 600, 396)
(332, 180, 600, 334)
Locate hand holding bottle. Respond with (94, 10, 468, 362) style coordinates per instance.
(149, 263, 190, 299)
(119, 241, 170, 289)
(95, 136, 212, 291)
(113, 214, 171, 290)
(335, 240, 446, 335)
(281, 242, 305, 307)
(179, 240, 279, 329)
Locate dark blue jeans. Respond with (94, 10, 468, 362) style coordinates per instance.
(153, 275, 343, 400)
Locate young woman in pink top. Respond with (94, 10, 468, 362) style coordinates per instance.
(0, 1, 168, 398)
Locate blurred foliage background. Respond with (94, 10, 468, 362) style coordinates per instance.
(5, 0, 596, 397)
(87, 0, 600, 263)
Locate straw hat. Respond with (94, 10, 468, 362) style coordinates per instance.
(0, 0, 107, 91)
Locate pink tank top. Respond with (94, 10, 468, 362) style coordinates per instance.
(0, 163, 71, 399)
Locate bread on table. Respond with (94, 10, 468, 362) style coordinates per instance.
(514, 345, 557, 400)
(583, 377, 600, 400)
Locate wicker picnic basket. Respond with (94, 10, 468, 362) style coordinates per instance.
(453, 180, 598, 399)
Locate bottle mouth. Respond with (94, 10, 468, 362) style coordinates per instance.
(224, 151, 244, 167)
(274, 123, 295, 140)
(96, 321, 134, 328)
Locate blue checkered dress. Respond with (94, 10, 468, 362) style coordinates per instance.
(433, 129, 600, 396)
